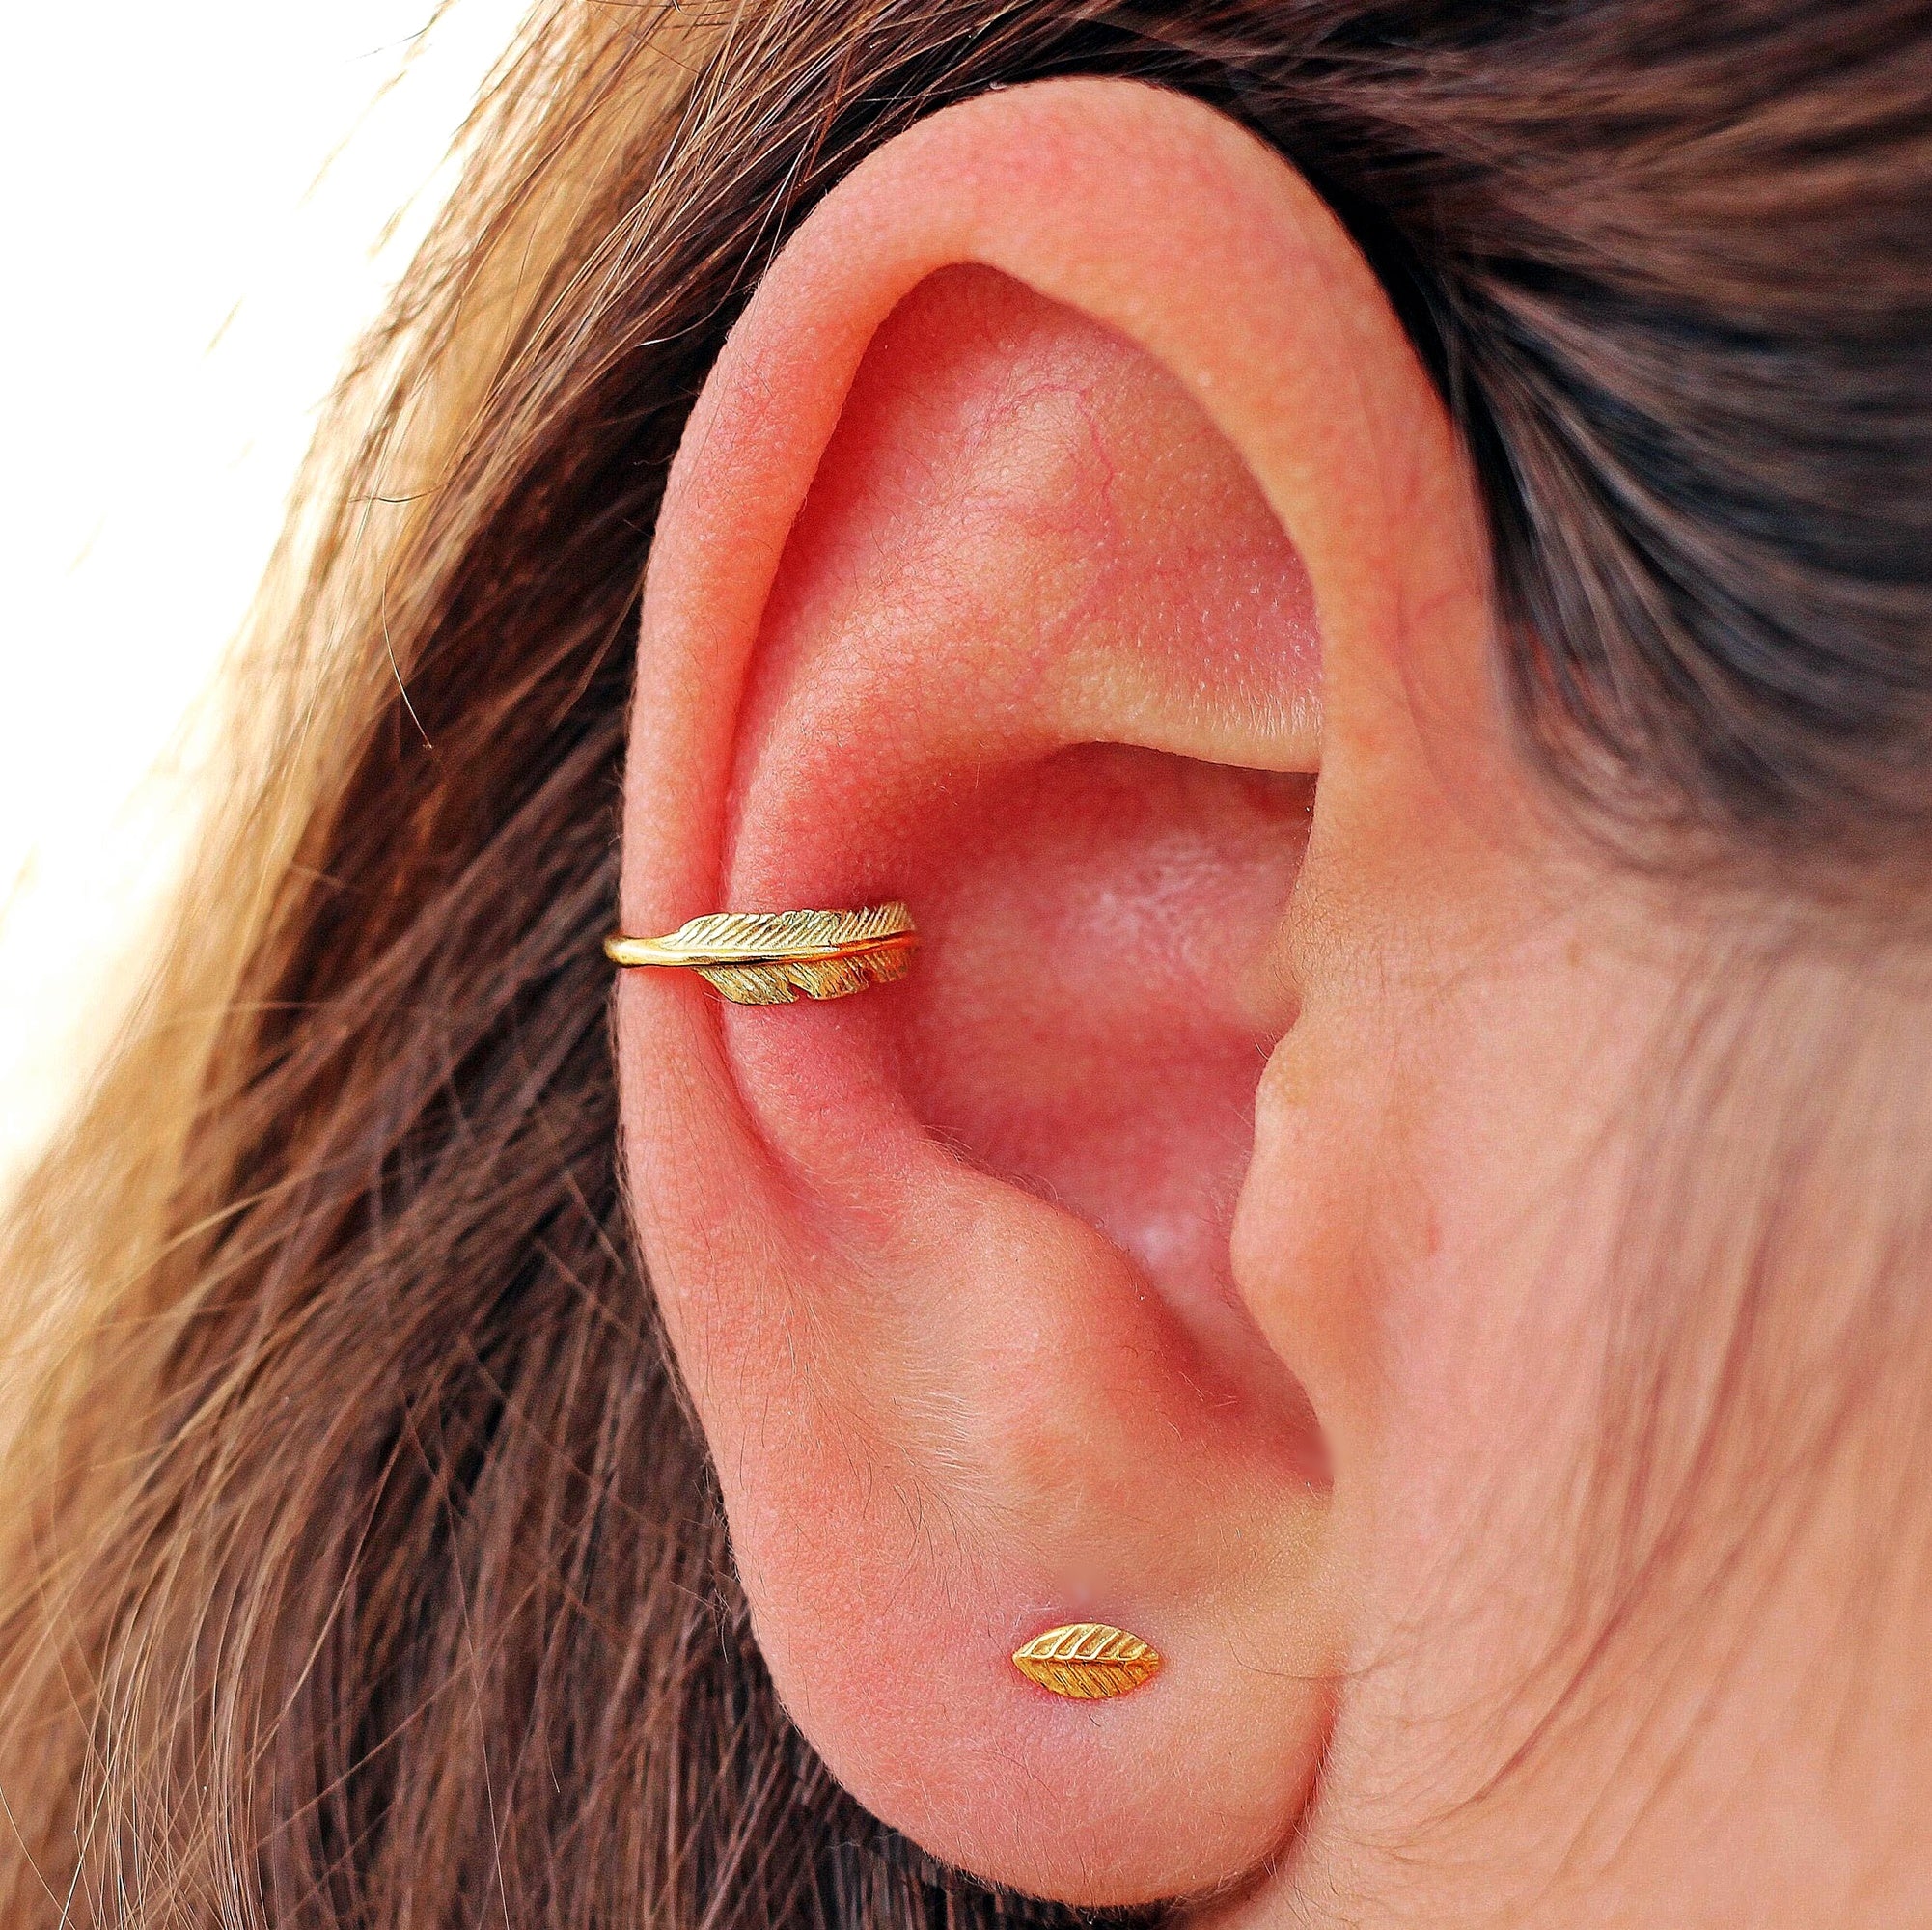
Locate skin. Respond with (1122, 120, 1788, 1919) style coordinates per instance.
(615, 80, 1930, 1924)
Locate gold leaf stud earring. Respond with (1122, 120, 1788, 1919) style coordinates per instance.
(604, 902, 917, 1005)
(1011, 1622, 1163, 1699)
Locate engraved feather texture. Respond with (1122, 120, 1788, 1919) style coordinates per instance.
(1010, 1623, 1163, 1699)
(604, 902, 917, 1005)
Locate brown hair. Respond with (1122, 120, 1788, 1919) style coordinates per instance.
(2, 2, 1927, 1923)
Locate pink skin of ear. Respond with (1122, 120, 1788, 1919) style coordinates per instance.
(617, 79, 1491, 1904)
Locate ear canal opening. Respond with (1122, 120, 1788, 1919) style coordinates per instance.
(880, 737, 1318, 1435)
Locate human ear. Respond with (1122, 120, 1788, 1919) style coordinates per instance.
(615, 79, 1492, 1904)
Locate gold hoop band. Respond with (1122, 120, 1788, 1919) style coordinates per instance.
(604, 901, 917, 1005)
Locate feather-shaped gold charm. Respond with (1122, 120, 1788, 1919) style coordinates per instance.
(1011, 1623, 1162, 1699)
(604, 902, 917, 1005)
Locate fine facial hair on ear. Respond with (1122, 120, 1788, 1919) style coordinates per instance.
(615, 77, 1504, 1906)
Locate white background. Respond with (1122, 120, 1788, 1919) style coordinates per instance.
(0, 0, 529, 1189)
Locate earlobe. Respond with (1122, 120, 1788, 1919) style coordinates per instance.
(616, 79, 1491, 1904)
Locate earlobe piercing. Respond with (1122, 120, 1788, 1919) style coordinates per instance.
(604, 902, 917, 1005)
(1011, 1622, 1163, 1699)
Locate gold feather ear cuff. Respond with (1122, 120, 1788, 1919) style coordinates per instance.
(604, 902, 917, 1005)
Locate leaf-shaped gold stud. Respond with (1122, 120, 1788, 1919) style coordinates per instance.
(1011, 1623, 1162, 1700)
(604, 902, 917, 1005)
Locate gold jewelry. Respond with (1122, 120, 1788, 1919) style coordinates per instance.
(1011, 1623, 1162, 1699)
(604, 901, 917, 1005)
